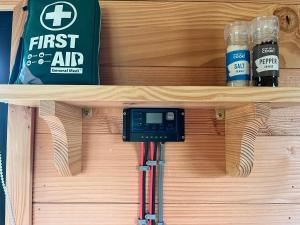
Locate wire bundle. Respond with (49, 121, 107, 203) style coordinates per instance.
(138, 142, 165, 225)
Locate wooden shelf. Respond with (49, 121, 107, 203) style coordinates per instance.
(1, 85, 300, 178)
(1, 85, 300, 108)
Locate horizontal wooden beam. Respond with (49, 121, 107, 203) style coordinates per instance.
(1, 85, 300, 108)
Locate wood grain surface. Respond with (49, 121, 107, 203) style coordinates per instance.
(5, 1, 300, 69)
(6, 105, 35, 225)
(2, 86, 300, 109)
(99, 2, 300, 68)
(36, 108, 225, 135)
(2, 0, 300, 224)
(101, 67, 300, 86)
(33, 133, 300, 204)
(33, 203, 300, 225)
(36, 106, 300, 136)
(225, 103, 271, 177)
(39, 101, 82, 176)
(10, 0, 26, 71)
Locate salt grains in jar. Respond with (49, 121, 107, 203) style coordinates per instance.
(224, 21, 250, 86)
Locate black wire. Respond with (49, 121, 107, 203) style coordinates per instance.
(151, 142, 158, 223)
(142, 142, 149, 218)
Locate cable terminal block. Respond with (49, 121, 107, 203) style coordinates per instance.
(138, 219, 148, 225)
(145, 214, 156, 221)
(146, 160, 165, 166)
(137, 165, 150, 171)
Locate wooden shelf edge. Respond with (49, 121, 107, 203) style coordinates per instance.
(4, 85, 300, 177)
(1, 85, 300, 109)
(0, 1, 20, 11)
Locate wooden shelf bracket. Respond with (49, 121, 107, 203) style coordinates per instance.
(39, 101, 82, 176)
(225, 103, 271, 177)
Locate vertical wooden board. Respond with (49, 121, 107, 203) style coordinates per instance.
(6, 105, 35, 225)
(10, 0, 26, 71)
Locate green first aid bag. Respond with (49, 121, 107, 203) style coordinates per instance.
(10, 0, 101, 84)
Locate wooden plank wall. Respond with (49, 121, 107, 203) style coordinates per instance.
(99, 1, 300, 86)
(32, 0, 300, 224)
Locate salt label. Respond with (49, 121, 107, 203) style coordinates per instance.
(226, 49, 250, 81)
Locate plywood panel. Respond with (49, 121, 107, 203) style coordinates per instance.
(33, 203, 300, 225)
(100, 2, 300, 68)
(33, 134, 300, 204)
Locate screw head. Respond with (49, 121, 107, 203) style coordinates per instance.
(82, 108, 93, 118)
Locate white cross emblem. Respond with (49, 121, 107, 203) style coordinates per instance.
(40, 1, 77, 31)
(45, 4, 72, 27)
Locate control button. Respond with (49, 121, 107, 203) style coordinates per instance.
(166, 112, 175, 121)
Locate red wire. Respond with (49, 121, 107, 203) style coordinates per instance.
(139, 142, 145, 219)
(148, 142, 155, 225)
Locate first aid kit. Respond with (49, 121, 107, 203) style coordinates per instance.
(9, 0, 101, 84)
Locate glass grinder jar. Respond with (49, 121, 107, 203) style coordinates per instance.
(224, 21, 250, 86)
(251, 16, 280, 87)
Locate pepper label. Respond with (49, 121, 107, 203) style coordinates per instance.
(226, 50, 250, 81)
(253, 44, 279, 78)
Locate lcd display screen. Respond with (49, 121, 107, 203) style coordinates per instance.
(146, 113, 163, 124)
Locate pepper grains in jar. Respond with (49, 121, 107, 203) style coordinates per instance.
(251, 16, 280, 87)
(224, 21, 250, 86)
